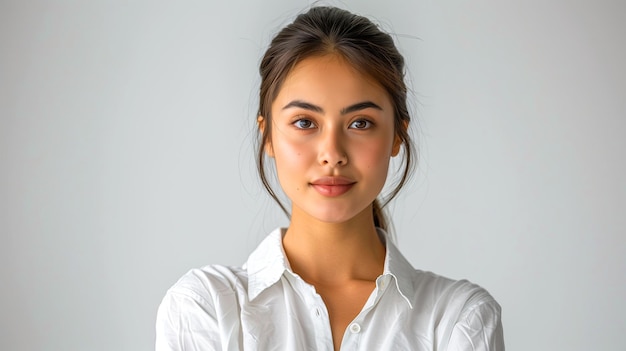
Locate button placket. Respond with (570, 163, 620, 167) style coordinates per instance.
(313, 307, 322, 318)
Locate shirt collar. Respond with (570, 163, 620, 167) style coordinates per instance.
(378, 228, 416, 309)
(244, 228, 290, 301)
(245, 227, 416, 308)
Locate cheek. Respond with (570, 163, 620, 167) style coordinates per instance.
(272, 138, 313, 175)
(354, 138, 393, 168)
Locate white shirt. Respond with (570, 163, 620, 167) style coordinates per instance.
(156, 228, 504, 350)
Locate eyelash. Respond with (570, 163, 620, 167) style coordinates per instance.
(291, 118, 374, 130)
(349, 119, 373, 129)
(293, 118, 315, 129)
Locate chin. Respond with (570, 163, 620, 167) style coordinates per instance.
(308, 207, 368, 225)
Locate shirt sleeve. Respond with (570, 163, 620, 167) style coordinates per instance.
(447, 299, 505, 351)
(155, 287, 221, 351)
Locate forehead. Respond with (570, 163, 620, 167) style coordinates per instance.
(273, 54, 391, 110)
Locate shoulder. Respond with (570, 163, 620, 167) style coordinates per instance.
(408, 269, 501, 318)
(416, 270, 498, 306)
(407, 270, 504, 349)
(164, 264, 248, 305)
(156, 264, 249, 327)
(155, 265, 249, 350)
(383, 236, 504, 349)
(159, 228, 284, 308)
(385, 239, 499, 315)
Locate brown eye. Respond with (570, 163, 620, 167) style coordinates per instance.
(349, 119, 372, 129)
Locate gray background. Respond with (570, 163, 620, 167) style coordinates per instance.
(1, 0, 624, 350)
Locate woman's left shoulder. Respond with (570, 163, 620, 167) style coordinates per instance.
(407, 270, 504, 349)
(410, 269, 501, 315)
(385, 240, 501, 318)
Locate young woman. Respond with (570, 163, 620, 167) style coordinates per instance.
(156, 6, 504, 351)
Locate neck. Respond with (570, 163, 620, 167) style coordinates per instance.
(282, 205, 386, 285)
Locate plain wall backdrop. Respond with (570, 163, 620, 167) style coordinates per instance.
(1, 0, 624, 350)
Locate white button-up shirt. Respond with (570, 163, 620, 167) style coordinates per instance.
(156, 228, 504, 350)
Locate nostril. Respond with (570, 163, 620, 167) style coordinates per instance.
(319, 154, 348, 166)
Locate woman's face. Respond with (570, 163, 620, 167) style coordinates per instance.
(266, 54, 401, 224)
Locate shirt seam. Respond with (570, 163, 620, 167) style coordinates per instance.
(167, 285, 218, 308)
(459, 297, 500, 325)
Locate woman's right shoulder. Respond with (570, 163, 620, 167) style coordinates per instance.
(155, 265, 249, 350)
(164, 264, 249, 303)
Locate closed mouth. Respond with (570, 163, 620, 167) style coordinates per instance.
(310, 176, 356, 186)
(310, 176, 356, 197)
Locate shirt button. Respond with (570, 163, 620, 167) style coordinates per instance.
(349, 323, 361, 334)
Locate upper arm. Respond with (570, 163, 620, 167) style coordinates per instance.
(155, 287, 222, 351)
(447, 299, 505, 351)
(155, 267, 243, 351)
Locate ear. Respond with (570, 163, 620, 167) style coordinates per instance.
(257, 115, 274, 157)
(391, 120, 408, 157)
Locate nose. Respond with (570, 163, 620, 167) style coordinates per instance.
(318, 128, 348, 167)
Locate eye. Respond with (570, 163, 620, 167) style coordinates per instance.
(293, 118, 315, 129)
(349, 119, 373, 129)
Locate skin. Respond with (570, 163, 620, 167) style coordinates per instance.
(260, 54, 403, 350)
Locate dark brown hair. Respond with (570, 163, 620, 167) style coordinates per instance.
(257, 6, 416, 231)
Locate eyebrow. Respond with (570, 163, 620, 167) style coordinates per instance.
(282, 100, 383, 115)
(341, 101, 383, 115)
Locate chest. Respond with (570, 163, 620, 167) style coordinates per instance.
(234, 277, 434, 350)
(315, 282, 376, 349)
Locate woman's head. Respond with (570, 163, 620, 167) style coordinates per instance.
(257, 6, 416, 229)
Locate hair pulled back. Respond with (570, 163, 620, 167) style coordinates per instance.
(257, 6, 415, 230)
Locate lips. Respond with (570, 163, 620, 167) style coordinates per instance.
(310, 176, 356, 197)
